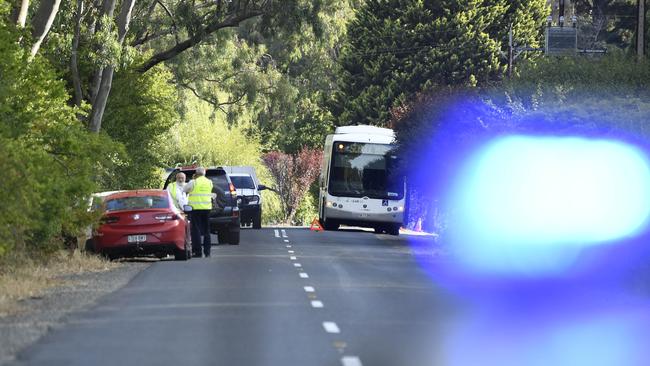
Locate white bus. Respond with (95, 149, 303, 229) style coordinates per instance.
(318, 125, 406, 235)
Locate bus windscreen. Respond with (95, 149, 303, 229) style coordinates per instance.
(329, 142, 404, 199)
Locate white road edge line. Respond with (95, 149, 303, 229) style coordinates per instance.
(310, 300, 324, 308)
(322, 321, 340, 334)
(341, 356, 363, 366)
(304, 286, 315, 292)
(293, 263, 302, 267)
(299, 273, 309, 278)
(274, 229, 280, 238)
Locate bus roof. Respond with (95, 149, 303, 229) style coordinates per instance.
(334, 125, 394, 137)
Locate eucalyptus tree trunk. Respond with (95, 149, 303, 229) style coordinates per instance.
(14, 0, 29, 27)
(88, 0, 136, 133)
(70, 0, 84, 107)
(30, 0, 61, 57)
(89, 0, 117, 106)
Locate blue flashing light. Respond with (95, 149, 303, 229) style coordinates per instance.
(447, 135, 650, 275)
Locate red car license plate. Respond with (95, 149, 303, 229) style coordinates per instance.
(127, 235, 147, 243)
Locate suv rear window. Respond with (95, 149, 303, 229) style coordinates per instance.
(208, 174, 230, 190)
(231, 176, 255, 189)
(105, 196, 169, 211)
(167, 169, 230, 191)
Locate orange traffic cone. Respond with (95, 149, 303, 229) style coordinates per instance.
(310, 218, 324, 232)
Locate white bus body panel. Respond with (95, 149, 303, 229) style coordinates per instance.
(322, 193, 405, 224)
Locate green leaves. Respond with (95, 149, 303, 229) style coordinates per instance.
(334, 0, 548, 127)
(0, 17, 121, 256)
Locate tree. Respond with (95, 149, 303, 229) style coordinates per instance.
(0, 8, 120, 256)
(573, 0, 641, 49)
(332, 0, 548, 127)
(262, 148, 322, 224)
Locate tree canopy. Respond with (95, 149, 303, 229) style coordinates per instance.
(332, 0, 548, 126)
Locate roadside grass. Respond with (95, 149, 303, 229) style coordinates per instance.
(0, 250, 119, 316)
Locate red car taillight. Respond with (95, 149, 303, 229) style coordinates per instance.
(100, 216, 120, 224)
(154, 214, 179, 221)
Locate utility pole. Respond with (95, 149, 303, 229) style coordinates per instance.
(638, 0, 646, 59)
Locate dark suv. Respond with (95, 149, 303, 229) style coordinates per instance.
(163, 167, 240, 245)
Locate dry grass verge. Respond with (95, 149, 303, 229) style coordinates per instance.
(0, 251, 120, 316)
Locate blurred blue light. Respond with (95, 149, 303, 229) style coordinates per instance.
(447, 135, 650, 275)
(444, 305, 650, 366)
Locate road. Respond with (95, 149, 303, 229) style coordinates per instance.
(9, 228, 450, 366)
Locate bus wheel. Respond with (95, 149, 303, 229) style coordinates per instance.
(387, 225, 400, 236)
(323, 219, 339, 231)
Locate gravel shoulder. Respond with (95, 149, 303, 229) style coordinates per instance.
(0, 262, 150, 365)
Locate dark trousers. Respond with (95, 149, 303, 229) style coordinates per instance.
(190, 210, 211, 256)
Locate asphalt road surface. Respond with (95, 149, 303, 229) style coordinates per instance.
(9, 228, 451, 366)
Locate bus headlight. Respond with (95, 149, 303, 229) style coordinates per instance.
(326, 201, 333, 207)
(396, 207, 404, 212)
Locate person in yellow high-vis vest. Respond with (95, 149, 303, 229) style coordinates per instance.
(183, 167, 214, 257)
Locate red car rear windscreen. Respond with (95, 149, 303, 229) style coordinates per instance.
(105, 196, 169, 211)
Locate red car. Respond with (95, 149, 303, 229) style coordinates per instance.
(93, 190, 192, 261)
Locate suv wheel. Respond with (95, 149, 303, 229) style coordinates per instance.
(229, 226, 240, 245)
(253, 209, 262, 229)
(217, 230, 228, 244)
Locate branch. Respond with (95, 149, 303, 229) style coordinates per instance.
(137, 10, 263, 73)
(179, 82, 219, 105)
(131, 0, 157, 44)
(155, 0, 180, 44)
(131, 29, 174, 46)
(179, 82, 247, 114)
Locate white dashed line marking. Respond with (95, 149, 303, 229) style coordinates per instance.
(304, 286, 315, 292)
(322, 322, 340, 334)
(274, 229, 280, 238)
(341, 356, 363, 366)
(293, 263, 302, 267)
(283, 239, 290, 243)
(299, 273, 309, 278)
(286, 245, 292, 248)
(290, 256, 297, 260)
(310, 300, 324, 308)
(288, 250, 294, 254)
(281, 229, 287, 238)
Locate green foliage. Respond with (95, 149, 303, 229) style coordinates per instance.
(573, 0, 641, 50)
(160, 93, 288, 224)
(0, 14, 120, 257)
(333, 0, 548, 126)
(102, 66, 179, 189)
(499, 53, 650, 137)
(164, 1, 355, 154)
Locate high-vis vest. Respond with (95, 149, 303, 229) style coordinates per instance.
(169, 182, 178, 201)
(168, 182, 180, 208)
(188, 176, 213, 210)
